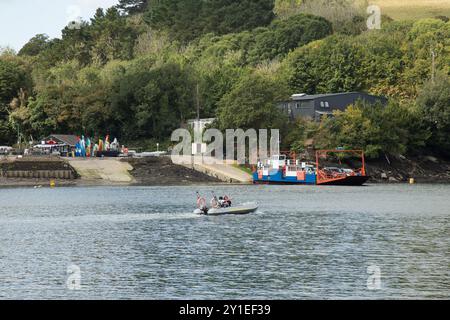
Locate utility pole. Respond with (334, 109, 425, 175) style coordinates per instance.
(196, 83, 200, 121)
(17, 124, 21, 152)
(431, 47, 436, 83)
(194, 83, 203, 157)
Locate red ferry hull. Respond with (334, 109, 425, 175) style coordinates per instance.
(317, 176, 370, 186)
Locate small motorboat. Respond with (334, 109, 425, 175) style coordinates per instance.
(194, 192, 258, 216)
(194, 202, 259, 216)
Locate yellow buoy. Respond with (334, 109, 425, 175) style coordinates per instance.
(50, 180, 56, 188)
(409, 178, 415, 185)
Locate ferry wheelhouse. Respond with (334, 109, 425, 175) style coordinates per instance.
(253, 150, 370, 186)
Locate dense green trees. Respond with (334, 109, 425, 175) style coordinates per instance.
(1, 1, 449, 160)
(318, 102, 425, 158)
(275, 0, 368, 35)
(247, 14, 332, 63)
(117, 0, 149, 14)
(282, 100, 430, 159)
(217, 73, 289, 130)
(282, 18, 449, 101)
(18, 34, 50, 57)
(0, 59, 28, 105)
(184, 13, 332, 68)
(110, 61, 196, 141)
(144, 0, 275, 42)
(417, 75, 450, 156)
(26, 7, 141, 69)
(282, 35, 367, 94)
(0, 54, 32, 144)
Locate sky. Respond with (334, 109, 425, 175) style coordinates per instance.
(0, 0, 120, 51)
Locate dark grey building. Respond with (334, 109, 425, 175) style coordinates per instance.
(278, 92, 388, 122)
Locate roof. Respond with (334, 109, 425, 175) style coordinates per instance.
(48, 134, 79, 147)
(315, 111, 334, 115)
(290, 92, 383, 101)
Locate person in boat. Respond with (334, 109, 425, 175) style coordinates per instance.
(218, 197, 226, 208)
(224, 195, 232, 208)
(218, 196, 232, 208)
(196, 192, 208, 214)
(211, 193, 220, 209)
(219, 197, 228, 208)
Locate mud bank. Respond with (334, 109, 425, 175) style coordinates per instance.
(367, 156, 450, 183)
(126, 157, 222, 185)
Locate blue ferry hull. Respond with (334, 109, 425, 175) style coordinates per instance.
(253, 170, 317, 185)
(253, 170, 369, 186)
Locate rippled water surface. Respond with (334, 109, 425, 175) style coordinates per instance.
(0, 184, 449, 299)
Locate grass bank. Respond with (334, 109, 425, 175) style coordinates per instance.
(373, 0, 450, 20)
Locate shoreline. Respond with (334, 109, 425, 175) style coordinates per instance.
(0, 178, 448, 189)
(0, 178, 233, 188)
(1, 155, 449, 188)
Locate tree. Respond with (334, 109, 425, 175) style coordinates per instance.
(117, 0, 149, 15)
(248, 14, 332, 63)
(0, 59, 28, 105)
(417, 74, 450, 157)
(89, 7, 140, 64)
(217, 73, 289, 130)
(110, 60, 196, 141)
(18, 34, 50, 56)
(145, 0, 208, 43)
(144, 0, 275, 43)
(283, 35, 367, 94)
(201, 0, 275, 36)
(313, 101, 428, 159)
(0, 56, 31, 144)
(283, 117, 319, 153)
(32, 7, 142, 69)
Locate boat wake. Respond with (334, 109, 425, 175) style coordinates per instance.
(0, 212, 201, 225)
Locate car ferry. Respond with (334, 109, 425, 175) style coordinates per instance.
(253, 150, 370, 186)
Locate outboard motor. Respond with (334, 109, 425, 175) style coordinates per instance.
(201, 206, 209, 215)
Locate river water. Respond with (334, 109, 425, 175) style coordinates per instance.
(0, 184, 448, 300)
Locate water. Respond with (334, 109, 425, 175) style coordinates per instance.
(0, 184, 448, 300)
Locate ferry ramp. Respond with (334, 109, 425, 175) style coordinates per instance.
(177, 156, 253, 184)
(68, 158, 135, 184)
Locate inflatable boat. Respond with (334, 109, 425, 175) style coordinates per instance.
(194, 202, 258, 216)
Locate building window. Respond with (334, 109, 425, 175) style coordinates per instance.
(296, 103, 300, 109)
(325, 102, 330, 108)
(320, 102, 325, 108)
